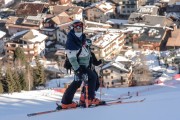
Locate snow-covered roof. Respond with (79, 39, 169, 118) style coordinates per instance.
(128, 13, 174, 27)
(10, 30, 29, 40)
(26, 16, 43, 21)
(86, 1, 114, 13)
(58, 21, 71, 27)
(115, 56, 132, 62)
(98, 2, 113, 11)
(85, 27, 122, 32)
(85, 24, 167, 35)
(102, 61, 129, 72)
(93, 32, 123, 48)
(150, 66, 166, 72)
(90, 1, 112, 9)
(121, 26, 144, 33)
(0, 30, 6, 39)
(41, 28, 56, 32)
(85, 20, 112, 27)
(106, 19, 128, 25)
(124, 50, 137, 59)
(21, 29, 47, 43)
(137, 5, 159, 15)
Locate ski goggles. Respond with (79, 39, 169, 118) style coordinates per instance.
(73, 23, 83, 29)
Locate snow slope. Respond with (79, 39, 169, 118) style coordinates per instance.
(1, 50, 180, 120)
(0, 79, 180, 120)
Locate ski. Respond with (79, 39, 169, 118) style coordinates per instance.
(54, 95, 133, 108)
(104, 95, 132, 102)
(102, 98, 145, 106)
(27, 97, 145, 117)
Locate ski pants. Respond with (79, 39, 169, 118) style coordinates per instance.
(94, 70, 100, 91)
(61, 68, 97, 104)
(81, 70, 100, 93)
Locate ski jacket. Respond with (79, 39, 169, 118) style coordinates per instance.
(65, 30, 90, 71)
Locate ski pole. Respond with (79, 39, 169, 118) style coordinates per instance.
(99, 59, 105, 100)
(85, 81, 89, 108)
(99, 76, 103, 100)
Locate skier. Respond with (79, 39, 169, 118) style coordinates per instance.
(61, 20, 101, 109)
(79, 39, 103, 105)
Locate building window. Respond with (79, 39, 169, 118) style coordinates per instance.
(105, 70, 108, 73)
(111, 70, 113, 73)
(122, 1, 125, 4)
(127, 10, 130, 13)
(123, 11, 126, 13)
(59, 34, 61, 36)
(111, 76, 113, 79)
(122, 6, 125, 8)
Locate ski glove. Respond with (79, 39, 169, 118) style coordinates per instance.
(74, 66, 88, 81)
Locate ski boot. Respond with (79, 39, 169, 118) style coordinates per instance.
(61, 101, 78, 109)
(88, 98, 101, 106)
(87, 98, 106, 107)
(56, 105, 62, 110)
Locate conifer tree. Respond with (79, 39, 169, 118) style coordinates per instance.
(33, 57, 45, 88)
(1, 74, 8, 93)
(0, 63, 4, 93)
(13, 71, 21, 92)
(14, 47, 26, 65)
(19, 71, 28, 91)
(0, 82, 3, 93)
(6, 67, 15, 93)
